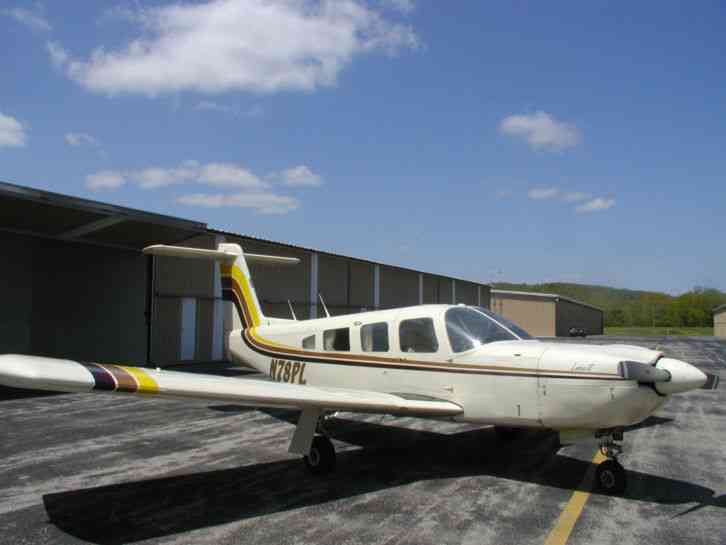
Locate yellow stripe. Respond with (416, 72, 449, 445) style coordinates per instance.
(544, 450, 605, 545)
(231, 266, 261, 327)
(119, 366, 159, 394)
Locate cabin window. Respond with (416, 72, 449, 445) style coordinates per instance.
(361, 322, 389, 352)
(323, 328, 350, 351)
(302, 335, 316, 350)
(399, 318, 438, 353)
(446, 307, 517, 352)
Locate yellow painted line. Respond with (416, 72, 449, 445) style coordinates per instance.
(120, 366, 160, 394)
(544, 450, 606, 545)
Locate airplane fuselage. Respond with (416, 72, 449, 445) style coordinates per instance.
(228, 304, 669, 431)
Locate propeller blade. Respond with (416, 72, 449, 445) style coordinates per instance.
(618, 361, 671, 383)
(701, 373, 720, 390)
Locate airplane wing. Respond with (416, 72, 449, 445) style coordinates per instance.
(0, 355, 462, 417)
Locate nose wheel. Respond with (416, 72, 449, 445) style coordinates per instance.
(595, 429, 627, 494)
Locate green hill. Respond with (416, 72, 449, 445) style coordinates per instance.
(492, 282, 726, 328)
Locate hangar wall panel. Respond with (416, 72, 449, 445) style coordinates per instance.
(454, 281, 478, 306)
(32, 239, 147, 362)
(422, 275, 438, 304)
(152, 234, 217, 364)
(714, 310, 726, 338)
(317, 255, 349, 316)
(437, 277, 453, 304)
(555, 299, 604, 336)
(349, 261, 374, 311)
(479, 286, 492, 309)
(0, 232, 34, 354)
(380, 267, 419, 309)
(491, 295, 556, 337)
(152, 298, 181, 362)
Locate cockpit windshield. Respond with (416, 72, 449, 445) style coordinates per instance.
(445, 306, 533, 353)
(474, 307, 534, 341)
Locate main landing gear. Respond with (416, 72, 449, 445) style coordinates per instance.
(304, 435, 336, 475)
(595, 428, 626, 495)
(289, 408, 337, 475)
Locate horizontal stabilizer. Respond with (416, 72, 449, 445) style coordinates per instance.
(143, 244, 300, 266)
(0, 355, 462, 417)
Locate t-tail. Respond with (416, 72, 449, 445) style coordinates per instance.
(143, 243, 299, 329)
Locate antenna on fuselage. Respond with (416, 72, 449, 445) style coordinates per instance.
(318, 293, 331, 318)
(287, 300, 298, 321)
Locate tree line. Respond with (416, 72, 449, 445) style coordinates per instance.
(493, 283, 726, 328)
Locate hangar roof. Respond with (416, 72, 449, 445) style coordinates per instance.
(210, 228, 490, 287)
(491, 289, 603, 312)
(0, 180, 207, 251)
(0, 181, 489, 288)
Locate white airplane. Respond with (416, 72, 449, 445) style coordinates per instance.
(0, 243, 719, 494)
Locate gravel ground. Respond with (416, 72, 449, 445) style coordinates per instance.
(0, 336, 724, 545)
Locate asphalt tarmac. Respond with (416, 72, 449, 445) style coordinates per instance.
(1, 336, 724, 545)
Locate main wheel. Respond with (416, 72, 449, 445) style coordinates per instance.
(596, 459, 627, 494)
(303, 435, 336, 475)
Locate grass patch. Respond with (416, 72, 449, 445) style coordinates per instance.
(604, 326, 713, 336)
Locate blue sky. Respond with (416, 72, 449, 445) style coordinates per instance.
(2, 1, 725, 294)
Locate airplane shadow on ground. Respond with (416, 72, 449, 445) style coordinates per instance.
(43, 414, 724, 545)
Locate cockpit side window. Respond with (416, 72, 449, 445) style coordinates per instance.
(399, 318, 438, 353)
(446, 307, 516, 353)
(361, 322, 389, 352)
(324, 328, 350, 351)
(302, 335, 316, 349)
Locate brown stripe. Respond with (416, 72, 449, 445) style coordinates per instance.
(102, 364, 138, 393)
(245, 330, 620, 379)
(222, 275, 253, 327)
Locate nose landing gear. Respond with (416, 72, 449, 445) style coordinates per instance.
(595, 429, 627, 494)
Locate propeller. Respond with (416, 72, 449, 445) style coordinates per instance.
(619, 360, 720, 392)
(618, 361, 671, 383)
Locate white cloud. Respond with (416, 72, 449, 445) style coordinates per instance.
(47, 41, 69, 69)
(2, 6, 51, 32)
(499, 111, 580, 152)
(381, 0, 415, 13)
(65, 132, 100, 148)
(562, 191, 589, 202)
(199, 163, 266, 188)
(576, 197, 615, 214)
(47, 0, 419, 97)
(86, 170, 126, 191)
(496, 189, 513, 199)
(278, 165, 323, 187)
(132, 162, 198, 189)
(0, 112, 27, 147)
(528, 187, 559, 200)
(86, 160, 268, 191)
(195, 101, 264, 117)
(177, 192, 299, 215)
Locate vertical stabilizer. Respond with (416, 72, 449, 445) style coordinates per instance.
(218, 243, 264, 328)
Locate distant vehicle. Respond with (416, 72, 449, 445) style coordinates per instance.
(0, 242, 720, 495)
(569, 327, 587, 337)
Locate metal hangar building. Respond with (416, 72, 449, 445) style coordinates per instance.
(714, 304, 726, 338)
(490, 289, 604, 337)
(0, 181, 491, 366)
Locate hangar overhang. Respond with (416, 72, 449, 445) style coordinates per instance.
(0, 180, 208, 252)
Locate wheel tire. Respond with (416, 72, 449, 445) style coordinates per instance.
(303, 435, 336, 475)
(596, 459, 627, 495)
(494, 426, 521, 441)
